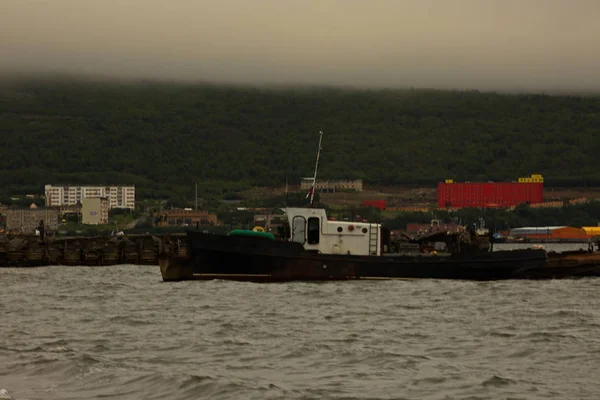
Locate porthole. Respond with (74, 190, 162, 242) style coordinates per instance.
(362, 228, 368, 233)
(337, 227, 343, 233)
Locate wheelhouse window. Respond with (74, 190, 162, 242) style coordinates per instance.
(307, 217, 320, 244)
(292, 216, 306, 243)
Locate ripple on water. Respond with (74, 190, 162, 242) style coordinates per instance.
(1, 266, 600, 399)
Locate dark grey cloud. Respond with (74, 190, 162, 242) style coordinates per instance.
(1, 0, 599, 91)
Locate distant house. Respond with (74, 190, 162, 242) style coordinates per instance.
(155, 209, 219, 227)
(82, 197, 109, 225)
(2, 207, 60, 234)
(60, 203, 83, 215)
(300, 178, 364, 192)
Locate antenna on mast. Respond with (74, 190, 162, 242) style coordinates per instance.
(309, 131, 323, 207)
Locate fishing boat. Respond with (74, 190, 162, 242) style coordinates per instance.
(159, 131, 552, 282)
(159, 211, 549, 282)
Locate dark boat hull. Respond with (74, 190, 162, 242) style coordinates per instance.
(159, 232, 551, 282)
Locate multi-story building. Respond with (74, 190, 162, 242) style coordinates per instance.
(81, 197, 110, 225)
(2, 205, 60, 234)
(437, 174, 544, 209)
(45, 185, 135, 209)
(300, 178, 363, 192)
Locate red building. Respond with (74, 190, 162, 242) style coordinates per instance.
(437, 174, 544, 209)
(362, 200, 386, 210)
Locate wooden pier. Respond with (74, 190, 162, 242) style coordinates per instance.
(0, 234, 188, 267)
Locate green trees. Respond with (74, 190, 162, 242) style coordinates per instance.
(1, 77, 599, 202)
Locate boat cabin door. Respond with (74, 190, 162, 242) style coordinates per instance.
(291, 216, 306, 244)
(290, 215, 322, 250)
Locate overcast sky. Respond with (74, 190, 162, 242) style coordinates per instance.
(1, 0, 599, 91)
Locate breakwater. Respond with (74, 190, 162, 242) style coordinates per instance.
(0, 234, 188, 267)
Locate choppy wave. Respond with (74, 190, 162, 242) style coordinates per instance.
(2, 265, 600, 399)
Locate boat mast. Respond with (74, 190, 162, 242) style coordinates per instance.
(309, 131, 323, 207)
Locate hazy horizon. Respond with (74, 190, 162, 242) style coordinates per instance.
(2, 0, 599, 92)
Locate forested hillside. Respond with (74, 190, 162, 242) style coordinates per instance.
(1, 76, 599, 201)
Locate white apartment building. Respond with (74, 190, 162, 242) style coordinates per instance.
(44, 185, 135, 209)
